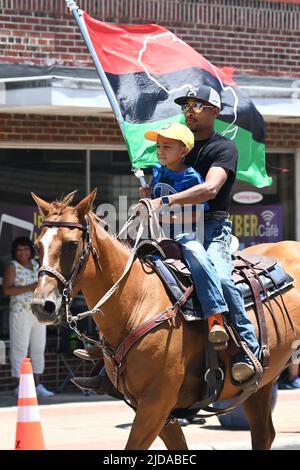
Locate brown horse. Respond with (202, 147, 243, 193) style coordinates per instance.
(31, 190, 300, 450)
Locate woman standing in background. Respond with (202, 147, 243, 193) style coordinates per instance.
(3, 236, 54, 397)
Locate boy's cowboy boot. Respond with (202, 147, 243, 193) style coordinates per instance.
(207, 313, 229, 350)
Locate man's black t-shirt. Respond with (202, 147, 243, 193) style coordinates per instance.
(185, 132, 238, 212)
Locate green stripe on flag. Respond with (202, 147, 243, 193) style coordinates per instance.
(215, 120, 272, 188)
(124, 114, 185, 169)
(124, 116, 271, 188)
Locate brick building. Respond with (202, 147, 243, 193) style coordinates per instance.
(0, 0, 299, 390)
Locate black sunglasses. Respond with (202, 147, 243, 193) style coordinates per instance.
(181, 102, 215, 114)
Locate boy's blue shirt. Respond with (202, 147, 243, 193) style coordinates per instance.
(151, 163, 209, 210)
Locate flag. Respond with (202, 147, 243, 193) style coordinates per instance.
(82, 12, 271, 188)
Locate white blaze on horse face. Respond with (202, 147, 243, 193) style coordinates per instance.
(40, 228, 58, 287)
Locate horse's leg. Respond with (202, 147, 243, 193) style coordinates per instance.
(125, 398, 176, 450)
(158, 420, 189, 450)
(242, 381, 276, 450)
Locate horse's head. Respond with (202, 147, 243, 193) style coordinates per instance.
(31, 189, 97, 325)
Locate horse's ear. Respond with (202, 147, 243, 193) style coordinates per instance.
(62, 190, 77, 206)
(31, 193, 52, 219)
(74, 188, 97, 219)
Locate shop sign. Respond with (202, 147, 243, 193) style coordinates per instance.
(230, 204, 283, 248)
(232, 191, 263, 204)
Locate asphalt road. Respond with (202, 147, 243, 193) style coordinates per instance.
(0, 389, 299, 450)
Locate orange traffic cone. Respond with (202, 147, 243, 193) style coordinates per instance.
(15, 357, 45, 450)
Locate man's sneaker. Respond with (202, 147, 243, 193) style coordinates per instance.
(36, 384, 54, 397)
(232, 362, 255, 382)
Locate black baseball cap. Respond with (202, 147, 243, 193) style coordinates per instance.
(174, 85, 221, 109)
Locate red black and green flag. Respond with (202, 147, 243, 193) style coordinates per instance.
(82, 12, 271, 187)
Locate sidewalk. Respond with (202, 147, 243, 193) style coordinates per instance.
(0, 389, 299, 450)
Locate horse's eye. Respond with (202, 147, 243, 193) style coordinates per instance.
(66, 241, 79, 251)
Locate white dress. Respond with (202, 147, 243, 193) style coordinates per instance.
(9, 259, 46, 378)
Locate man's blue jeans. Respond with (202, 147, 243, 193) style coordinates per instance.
(176, 217, 259, 358)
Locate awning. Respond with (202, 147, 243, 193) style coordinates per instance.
(0, 64, 110, 116)
(236, 74, 300, 123)
(0, 64, 299, 122)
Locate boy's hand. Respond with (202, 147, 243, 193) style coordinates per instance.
(138, 186, 151, 199)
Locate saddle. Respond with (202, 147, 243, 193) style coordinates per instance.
(137, 237, 294, 403)
(137, 238, 293, 322)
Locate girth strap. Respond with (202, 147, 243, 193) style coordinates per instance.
(102, 291, 196, 389)
(241, 268, 270, 369)
(114, 310, 175, 363)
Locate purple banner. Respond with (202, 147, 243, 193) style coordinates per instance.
(230, 204, 283, 249)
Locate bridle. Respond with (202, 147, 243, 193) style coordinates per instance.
(36, 200, 161, 345)
(38, 218, 101, 328)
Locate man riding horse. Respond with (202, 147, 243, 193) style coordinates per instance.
(73, 85, 260, 393)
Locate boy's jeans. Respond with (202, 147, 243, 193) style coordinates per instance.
(176, 217, 259, 358)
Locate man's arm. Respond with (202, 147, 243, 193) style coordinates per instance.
(152, 166, 229, 208)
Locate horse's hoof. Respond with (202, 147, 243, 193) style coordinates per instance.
(232, 363, 255, 382)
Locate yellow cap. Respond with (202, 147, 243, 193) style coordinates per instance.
(144, 122, 194, 151)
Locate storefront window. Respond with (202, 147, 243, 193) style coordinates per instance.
(231, 153, 295, 248)
(0, 147, 139, 339)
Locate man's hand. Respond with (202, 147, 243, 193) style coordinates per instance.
(131, 197, 162, 224)
(150, 198, 162, 211)
(138, 186, 151, 199)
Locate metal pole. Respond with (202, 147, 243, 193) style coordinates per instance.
(65, 0, 147, 187)
(86, 149, 91, 195)
(65, 0, 125, 138)
(65, 0, 147, 188)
